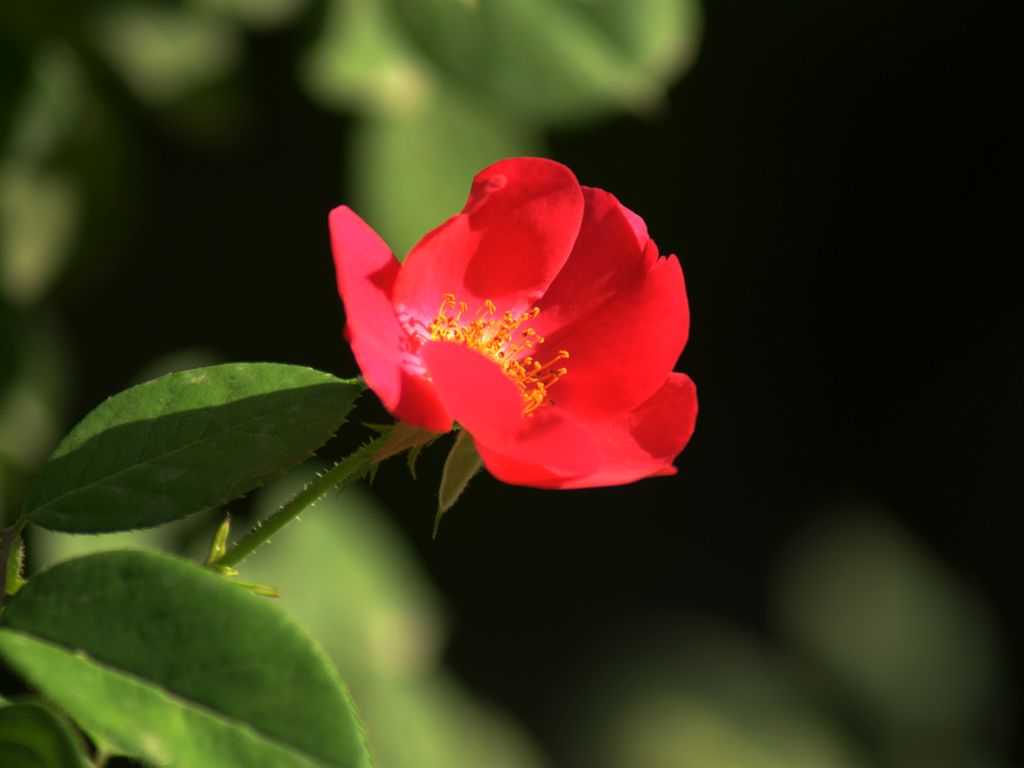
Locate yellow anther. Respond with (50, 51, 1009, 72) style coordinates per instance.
(426, 295, 569, 414)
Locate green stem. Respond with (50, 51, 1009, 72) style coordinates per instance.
(212, 433, 388, 569)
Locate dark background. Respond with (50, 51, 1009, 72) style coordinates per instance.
(3, 0, 1018, 764)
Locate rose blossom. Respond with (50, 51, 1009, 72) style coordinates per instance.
(329, 157, 696, 489)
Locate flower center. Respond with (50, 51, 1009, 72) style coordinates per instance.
(427, 293, 569, 414)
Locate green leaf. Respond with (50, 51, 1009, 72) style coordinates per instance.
(350, 89, 540, 257)
(24, 363, 364, 533)
(389, 0, 703, 124)
(435, 430, 482, 535)
(0, 550, 371, 767)
(0, 701, 89, 768)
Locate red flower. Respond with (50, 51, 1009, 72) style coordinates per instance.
(329, 157, 697, 489)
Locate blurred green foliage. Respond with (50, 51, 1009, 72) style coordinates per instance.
(0, 700, 89, 768)
(544, 504, 1012, 768)
(304, 0, 702, 255)
(242, 473, 446, 687)
(772, 509, 1007, 766)
(348, 88, 538, 258)
(386, 0, 701, 124)
(563, 624, 867, 768)
(304, 0, 432, 115)
(1, 46, 85, 307)
(91, 5, 241, 107)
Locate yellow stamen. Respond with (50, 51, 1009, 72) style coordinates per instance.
(427, 293, 569, 414)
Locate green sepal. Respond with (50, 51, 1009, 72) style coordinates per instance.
(435, 430, 482, 537)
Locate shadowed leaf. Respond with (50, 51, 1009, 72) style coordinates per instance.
(24, 364, 363, 532)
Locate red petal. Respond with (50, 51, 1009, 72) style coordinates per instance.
(529, 189, 688, 421)
(420, 341, 600, 479)
(621, 202, 649, 248)
(533, 188, 654, 332)
(470, 446, 575, 488)
(538, 251, 689, 419)
(329, 206, 451, 432)
(571, 372, 698, 488)
(483, 373, 698, 489)
(391, 373, 453, 434)
(392, 158, 585, 326)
